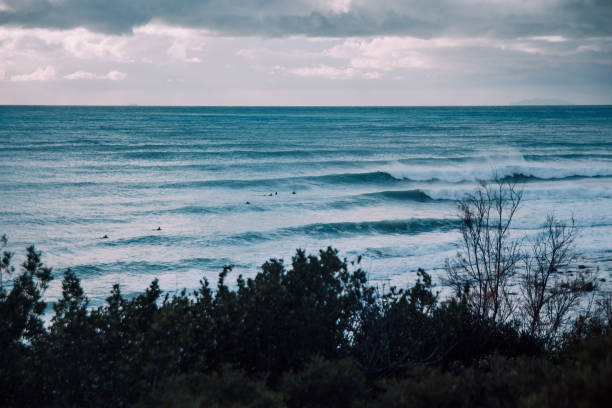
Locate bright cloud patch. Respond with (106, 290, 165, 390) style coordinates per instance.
(10, 66, 56, 81)
(133, 23, 208, 63)
(0, 23, 207, 64)
(0, 0, 11, 12)
(288, 65, 357, 80)
(325, 37, 434, 69)
(271, 34, 612, 81)
(0, 27, 129, 61)
(278, 37, 459, 80)
(64, 70, 127, 80)
(106, 70, 127, 80)
(526, 36, 568, 43)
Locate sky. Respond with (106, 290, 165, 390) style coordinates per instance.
(0, 0, 611, 105)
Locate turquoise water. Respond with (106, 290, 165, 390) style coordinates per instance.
(1, 106, 611, 305)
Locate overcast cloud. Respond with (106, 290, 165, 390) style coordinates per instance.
(1, 0, 611, 105)
(1, 0, 611, 39)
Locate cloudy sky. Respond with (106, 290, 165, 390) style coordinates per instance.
(1, 0, 611, 105)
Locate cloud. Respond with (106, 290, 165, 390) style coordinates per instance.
(281, 37, 434, 80)
(288, 65, 357, 79)
(0, 26, 130, 61)
(0, 1, 11, 13)
(526, 36, 568, 43)
(324, 37, 435, 70)
(133, 23, 207, 63)
(105, 70, 127, 80)
(63, 71, 99, 80)
(279, 36, 501, 80)
(10, 65, 55, 81)
(0, 23, 209, 65)
(64, 70, 127, 80)
(0, 3, 611, 105)
(59, 29, 130, 61)
(0, 0, 610, 40)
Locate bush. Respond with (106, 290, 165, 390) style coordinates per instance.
(282, 358, 369, 408)
(0, 243, 608, 407)
(138, 367, 283, 408)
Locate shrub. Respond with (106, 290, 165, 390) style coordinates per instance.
(138, 367, 283, 408)
(282, 357, 369, 408)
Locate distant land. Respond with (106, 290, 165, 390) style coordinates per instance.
(511, 98, 574, 106)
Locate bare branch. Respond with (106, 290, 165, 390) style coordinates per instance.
(519, 215, 595, 343)
(445, 177, 523, 323)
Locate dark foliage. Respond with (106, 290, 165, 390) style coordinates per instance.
(376, 330, 612, 408)
(137, 367, 284, 408)
(0, 245, 609, 407)
(282, 357, 369, 408)
(0, 245, 52, 407)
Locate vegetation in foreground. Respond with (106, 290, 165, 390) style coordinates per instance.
(1, 244, 610, 407)
(0, 180, 610, 407)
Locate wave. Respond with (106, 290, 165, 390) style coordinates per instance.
(0, 181, 100, 190)
(70, 257, 236, 277)
(498, 173, 610, 183)
(125, 189, 440, 217)
(524, 153, 612, 161)
(156, 152, 612, 189)
(161, 204, 264, 215)
(321, 189, 439, 211)
(423, 184, 612, 202)
(379, 161, 612, 183)
(220, 218, 458, 245)
(70, 261, 175, 277)
(159, 171, 400, 190)
(4, 168, 609, 197)
(289, 218, 457, 236)
(102, 219, 460, 248)
(17, 167, 602, 193)
(358, 189, 435, 202)
(103, 235, 187, 247)
(119, 148, 372, 161)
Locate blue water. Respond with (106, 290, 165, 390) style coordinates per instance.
(1, 106, 611, 305)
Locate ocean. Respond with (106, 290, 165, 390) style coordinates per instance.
(1, 106, 611, 306)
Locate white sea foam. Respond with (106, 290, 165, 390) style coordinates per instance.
(381, 158, 612, 183)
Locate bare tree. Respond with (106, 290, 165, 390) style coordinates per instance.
(445, 178, 523, 323)
(520, 215, 597, 342)
(446, 176, 599, 342)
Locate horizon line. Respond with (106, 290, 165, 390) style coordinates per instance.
(2, 104, 611, 108)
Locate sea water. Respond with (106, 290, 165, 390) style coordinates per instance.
(1, 106, 611, 306)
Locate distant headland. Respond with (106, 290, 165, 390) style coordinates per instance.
(511, 97, 574, 106)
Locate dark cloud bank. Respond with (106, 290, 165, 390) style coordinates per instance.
(1, 0, 611, 38)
